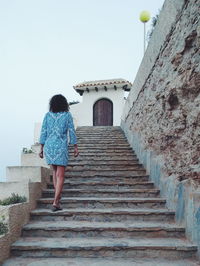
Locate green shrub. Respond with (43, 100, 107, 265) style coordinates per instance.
(0, 193, 27, 206)
(0, 221, 8, 235)
(0, 216, 8, 235)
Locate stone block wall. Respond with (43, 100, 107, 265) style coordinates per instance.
(0, 167, 50, 263)
(121, 0, 200, 256)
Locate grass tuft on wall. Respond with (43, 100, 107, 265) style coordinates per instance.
(0, 193, 27, 206)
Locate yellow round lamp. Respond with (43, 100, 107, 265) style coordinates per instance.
(140, 11, 151, 23)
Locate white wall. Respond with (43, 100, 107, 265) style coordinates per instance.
(34, 88, 126, 143)
(70, 88, 125, 127)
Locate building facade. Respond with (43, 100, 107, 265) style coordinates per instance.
(70, 78, 132, 127)
(34, 78, 131, 143)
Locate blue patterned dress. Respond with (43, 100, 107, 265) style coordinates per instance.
(39, 111, 77, 166)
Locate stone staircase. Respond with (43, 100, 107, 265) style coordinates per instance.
(3, 126, 199, 265)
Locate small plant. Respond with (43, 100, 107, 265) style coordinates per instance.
(0, 193, 27, 206)
(22, 147, 33, 154)
(0, 216, 8, 235)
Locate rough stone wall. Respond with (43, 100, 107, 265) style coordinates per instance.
(124, 0, 200, 183)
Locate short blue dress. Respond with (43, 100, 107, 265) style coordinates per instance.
(39, 111, 77, 166)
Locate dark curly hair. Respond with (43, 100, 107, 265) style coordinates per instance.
(49, 94, 69, 113)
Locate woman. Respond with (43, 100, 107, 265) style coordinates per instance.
(39, 94, 79, 211)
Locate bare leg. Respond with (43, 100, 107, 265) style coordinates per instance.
(53, 166, 65, 207)
(52, 165, 57, 190)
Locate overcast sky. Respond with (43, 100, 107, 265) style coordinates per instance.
(0, 0, 164, 181)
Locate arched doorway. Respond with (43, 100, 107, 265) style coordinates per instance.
(93, 99, 113, 126)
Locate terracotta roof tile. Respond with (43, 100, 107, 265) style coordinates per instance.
(74, 78, 132, 88)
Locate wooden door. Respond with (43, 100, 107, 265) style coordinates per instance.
(93, 99, 113, 126)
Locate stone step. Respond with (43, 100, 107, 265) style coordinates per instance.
(77, 138, 127, 142)
(66, 165, 144, 171)
(67, 160, 140, 166)
(47, 181, 155, 190)
(69, 154, 137, 160)
(72, 144, 131, 148)
(69, 146, 132, 149)
(77, 127, 122, 131)
(76, 135, 125, 139)
(30, 208, 175, 222)
(69, 150, 134, 155)
(68, 154, 137, 159)
(11, 237, 197, 259)
(77, 129, 123, 132)
(77, 131, 124, 134)
(65, 169, 146, 176)
(22, 221, 185, 239)
(62, 175, 149, 183)
(76, 128, 124, 132)
(3, 257, 199, 266)
(77, 138, 127, 141)
(72, 147, 130, 153)
(37, 197, 166, 209)
(42, 188, 160, 198)
(68, 156, 138, 161)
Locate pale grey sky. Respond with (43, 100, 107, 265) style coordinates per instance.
(0, 0, 165, 180)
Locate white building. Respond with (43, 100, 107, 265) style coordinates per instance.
(70, 78, 132, 127)
(34, 78, 131, 143)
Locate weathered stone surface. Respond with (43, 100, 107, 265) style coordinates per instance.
(41, 188, 160, 198)
(30, 208, 175, 222)
(47, 180, 154, 190)
(10, 237, 197, 259)
(37, 197, 166, 209)
(22, 220, 185, 238)
(3, 257, 200, 266)
(122, 0, 200, 183)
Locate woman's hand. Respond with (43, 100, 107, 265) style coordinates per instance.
(39, 150, 44, 159)
(74, 144, 79, 157)
(39, 144, 44, 159)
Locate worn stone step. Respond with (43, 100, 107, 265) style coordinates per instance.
(47, 181, 155, 190)
(76, 139, 127, 142)
(77, 127, 122, 131)
(67, 160, 140, 166)
(77, 132, 124, 135)
(73, 143, 130, 147)
(64, 170, 146, 176)
(11, 237, 197, 259)
(72, 147, 130, 153)
(22, 221, 185, 239)
(77, 131, 123, 134)
(30, 208, 175, 222)
(69, 150, 134, 155)
(76, 135, 125, 139)
(42, 188, 160, 198)
(69, 146, 132, 150)
(37, 197, 166, 209)
(62, 175, 149, 183)
(68, 153, 136, 158)
(77, 138, 127, 142)
(66, 163, 143, 169)
(68, 155, 137, 160)
(68, 156, 138, 161)
(3, 257, 199, 266)
(66, 166, 144, 172)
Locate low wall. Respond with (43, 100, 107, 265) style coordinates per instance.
(21, 144, 49, 168)
(0, 166, 50, 264)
